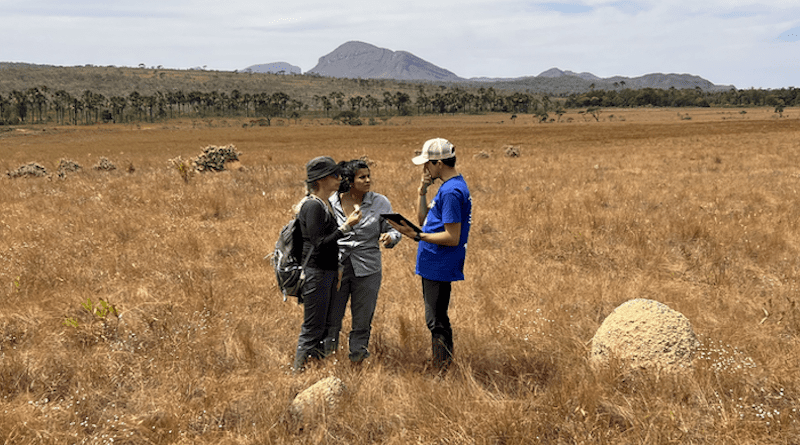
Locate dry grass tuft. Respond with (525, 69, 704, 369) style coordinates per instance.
(1, 109, 800, 443)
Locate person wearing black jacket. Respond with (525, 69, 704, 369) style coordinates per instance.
(293, 156, 361, 372)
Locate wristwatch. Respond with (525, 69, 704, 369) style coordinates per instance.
(413, 232, 422, 242)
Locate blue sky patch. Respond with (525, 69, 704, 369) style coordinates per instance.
(778, 26, 800, 42)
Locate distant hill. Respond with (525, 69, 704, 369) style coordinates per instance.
(242, 62, 301, 75)
(536, 68, 602, 82)
(457, 68, 734, 94)
(533, 67, 730, 91)
(2, 42, 736, 96)
(307, 41, 462, 82)
(606, 73, 727, 91)
(301, 41, 733, 92)
(0, 62, 51, 69)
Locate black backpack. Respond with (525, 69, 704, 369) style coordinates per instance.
(269, 213, 313, 303)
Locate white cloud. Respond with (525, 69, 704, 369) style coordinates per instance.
(0, 0, 796, 88)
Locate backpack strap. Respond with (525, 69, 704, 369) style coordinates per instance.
(296, 203, 314, 273)
(300, 243, 313, 268)
(294, 239, 314, 301)
(295, 194, 321, 273)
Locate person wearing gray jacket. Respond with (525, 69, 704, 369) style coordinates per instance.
(324, 159, 401, 362)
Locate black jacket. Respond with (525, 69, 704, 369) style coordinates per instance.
(297, 197, 345, 271)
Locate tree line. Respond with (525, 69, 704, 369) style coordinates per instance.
(566, 85, 800, 111)
(2, 83, 797, 125)
(0, 87, 308, 125)
(0, 85, 560, 125)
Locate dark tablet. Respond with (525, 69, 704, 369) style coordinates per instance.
(380, 213, 422, 233)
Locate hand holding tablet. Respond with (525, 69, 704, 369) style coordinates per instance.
(380, 213, 422, 233)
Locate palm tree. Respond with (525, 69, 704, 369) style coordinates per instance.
(110, 96, 127, 123)
(230, 90, 242, 117)
(254, 92, 282, 125)
(204, 91, 221, 116)
(128, 91, 144, 121)
(382, 92, 393, 115)
(70, 96, 83, 125)
(144, 94, 157, 121)
(165, 91, 180, 118)
(416, 85, 428, 114)
(320, 96, 332, 117)
(92, 92, 106, 123)
(329, 91, 344, 111)
(365, 95, 380, 116)
(394, 91, 410, 115)
(430, 92, 447, 114)
(0, 93, 10, 124)
(187, 91, 203, 116)
(82, 90, 98, 123)
(173, 90, 187, 117)
(30, 86, 49, 123)
(24, 88, 39, 123)
(271, 92, 290, 117)
(348, 95, 363, 113)
(10, 90, 28, 123)
(54, 90, 73, 124)
(242, 93, 253, 117)
(289, 99, 303, 122)
(480, 87, 497, 112)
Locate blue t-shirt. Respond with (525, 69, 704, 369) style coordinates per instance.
(416, 175, 472, 282)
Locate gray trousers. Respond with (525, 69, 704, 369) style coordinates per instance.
(324, 257, 382, 357)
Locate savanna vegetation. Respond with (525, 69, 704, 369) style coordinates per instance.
(2, 108, 799, 443)
(2, 64, 799, 127)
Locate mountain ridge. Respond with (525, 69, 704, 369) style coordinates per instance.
(251, 41, 734, 91)
(242, 62, 301, 74)
(306, 41, 462, 82)
(1, 41, 735, 93)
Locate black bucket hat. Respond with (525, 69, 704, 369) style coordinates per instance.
(306, 156, 339, 183)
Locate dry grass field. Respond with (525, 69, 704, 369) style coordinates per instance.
(1, 107, 800, 444)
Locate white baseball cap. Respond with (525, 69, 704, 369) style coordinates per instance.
(412, 138, 456, 165)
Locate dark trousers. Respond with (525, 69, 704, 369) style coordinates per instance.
(422, 278, 453, 355)
(294, 267, 337, 369)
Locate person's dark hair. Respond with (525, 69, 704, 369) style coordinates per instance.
(431, 156, 456, 168)
(337, 159, 370, 193)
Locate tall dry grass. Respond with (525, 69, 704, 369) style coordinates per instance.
(1, 109, 799, 443)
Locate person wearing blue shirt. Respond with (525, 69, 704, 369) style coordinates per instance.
(387, 138, 472, 374)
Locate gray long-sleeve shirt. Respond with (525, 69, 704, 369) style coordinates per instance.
(329, 191, 401, 277)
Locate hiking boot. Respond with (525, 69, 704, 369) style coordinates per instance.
(349, 349, 370, 363)
(322, 337, 338, 358)
(292, 352, 308, 374)
(431, 338, 452, 375)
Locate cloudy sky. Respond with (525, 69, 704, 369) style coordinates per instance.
(2, 0, 798, 89)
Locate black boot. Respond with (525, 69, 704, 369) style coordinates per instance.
(292, 351, 308, 373)
(431, 337, 452, 375)
(322, 337, 338, 358)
